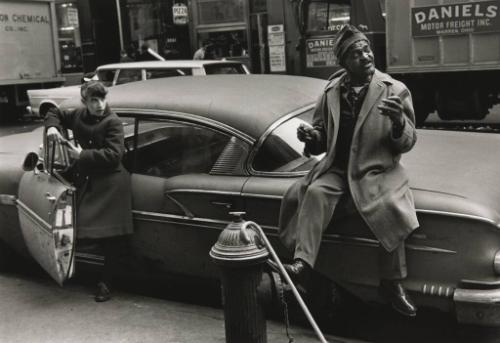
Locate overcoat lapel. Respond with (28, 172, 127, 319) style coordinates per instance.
(353, 71, 386, 137)
(325, 79, 341, 149)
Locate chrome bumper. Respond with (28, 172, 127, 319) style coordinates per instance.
(454, 287, 500, 326)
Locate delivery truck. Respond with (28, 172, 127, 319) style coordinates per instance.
(0, 0, 64, 120)
(269, 0, 500, 125)
(386, 0, 500, 124)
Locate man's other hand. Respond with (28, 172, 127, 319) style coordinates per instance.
(297, 124, 316, 143)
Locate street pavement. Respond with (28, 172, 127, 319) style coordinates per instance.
(0, 269, 362, 343)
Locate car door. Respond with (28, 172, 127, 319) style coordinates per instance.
(122, 116, 252, 279)
(16, 133, 75, 286)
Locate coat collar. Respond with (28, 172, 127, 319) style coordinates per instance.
(323, 69, 393, 140)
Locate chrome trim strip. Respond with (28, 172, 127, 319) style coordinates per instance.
(322, 234, 456, 253)
(417, 209, 500, 227)
(454, 287, 500, 304)
(237, 191, 500, 227)
(165, 189, 241, 196)
(240, 193, 282, 200)
(16, 200, 52, 235)
(131, 210, 456, 253)
(115, 109, 255, 144)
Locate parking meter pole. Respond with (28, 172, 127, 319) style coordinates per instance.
(210, 212, 270, 343)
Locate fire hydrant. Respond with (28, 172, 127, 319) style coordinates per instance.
(210, 212, 270, 343)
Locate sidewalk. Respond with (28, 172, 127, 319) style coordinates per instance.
(0, 271, 364, 343)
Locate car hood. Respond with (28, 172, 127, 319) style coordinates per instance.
(404, 129, 500, 226)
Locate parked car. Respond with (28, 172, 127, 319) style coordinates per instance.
(27, 60, 250, 117)
(3, 75, 500, 327)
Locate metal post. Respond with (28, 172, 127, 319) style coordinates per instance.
(115, 0, 124, 51)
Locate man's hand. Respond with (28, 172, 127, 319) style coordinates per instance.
(377, 95, 405, 128)
(297, 124, 316, 143)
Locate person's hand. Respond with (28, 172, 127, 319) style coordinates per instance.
(297, 124, 316, 143)
(377, 95, 405, 128)
(46, 127, 62, 142)
(64, 140, 82, 160)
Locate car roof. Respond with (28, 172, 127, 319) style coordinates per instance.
(62, 75, 327, 139)
(97, 60, 245, 70)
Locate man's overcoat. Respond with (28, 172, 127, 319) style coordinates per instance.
(280, 70, 419, 252)
(45, 106, 133, 239)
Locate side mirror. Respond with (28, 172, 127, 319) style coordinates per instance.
(22, 152, 39, 171)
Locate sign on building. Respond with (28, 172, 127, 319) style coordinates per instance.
(412, 1, 500, 37)
(267, 24, 286, 72)
(305, 37, 337, 68)
(173, 3, 188, 25)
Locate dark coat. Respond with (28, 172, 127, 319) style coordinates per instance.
(45, 106, 133, 239)
(280, 70, 419, 252)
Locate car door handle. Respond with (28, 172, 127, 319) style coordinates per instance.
(45, 192, 57, 203)
(211, 201, 233, 209)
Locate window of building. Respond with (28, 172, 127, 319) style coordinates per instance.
(196, 0, 245, 25)
(197, 30, 248, 58)
(122, 0, 191, 60)
(307, 1, 350, 32)
(56, 2, 83, 73)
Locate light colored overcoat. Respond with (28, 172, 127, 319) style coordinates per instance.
(280, 69, 419, 252)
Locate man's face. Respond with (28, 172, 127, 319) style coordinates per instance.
(84, 96, 107, 116)
(342, 40, 375, 81)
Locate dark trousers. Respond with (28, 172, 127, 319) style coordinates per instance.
(291, 169, 407, 280)
(100, 235, 130, 286)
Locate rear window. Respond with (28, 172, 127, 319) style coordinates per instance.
(116, 69, 143, 85)
(204, 64, 246, 75)
(252, 109, 325, 173)
(96, 69, 117, 87)
(146, 68, 193, 79)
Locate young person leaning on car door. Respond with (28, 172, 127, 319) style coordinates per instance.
(279, 25, 419, 317)
(45, 81, 133, 302)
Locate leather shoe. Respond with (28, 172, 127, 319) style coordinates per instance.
(379, 279, 417, 317)
(95, 281, 111, 302)
(283, 259, 311, 285)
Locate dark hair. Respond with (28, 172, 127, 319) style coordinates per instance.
(81, 81, 108, 101)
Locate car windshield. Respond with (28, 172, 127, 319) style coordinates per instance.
(252, 108, 325, 173)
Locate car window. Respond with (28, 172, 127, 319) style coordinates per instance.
(44, 133, 72, 174)
(96, 69, 117, 87)
(146, 68, 193, 79)
(124, 119, 248, 177)
(115, 69, 143, 85)
(252, 109, 325, 173)
(204, 64, 246, 75)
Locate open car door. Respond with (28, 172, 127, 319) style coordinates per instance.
(16, 132, 75, 286)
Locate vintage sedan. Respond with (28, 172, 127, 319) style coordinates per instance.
(27, 60, 250, 117)
(2, 75, 500, 327)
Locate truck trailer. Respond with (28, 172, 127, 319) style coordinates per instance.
(269, 0, 500, 125)
(0, 0, 64, 120)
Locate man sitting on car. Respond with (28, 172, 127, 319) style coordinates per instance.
(279, 25, 419, 317)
